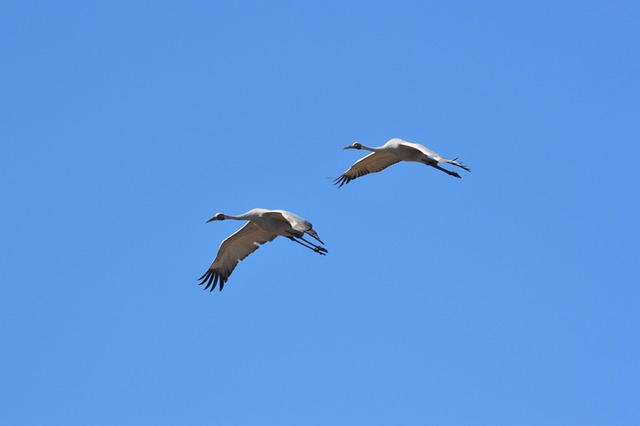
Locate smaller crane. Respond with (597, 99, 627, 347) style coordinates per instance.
(335, 138, 470, 187)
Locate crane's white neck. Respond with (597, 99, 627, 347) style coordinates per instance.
(223, 214, 246, 220)
(209, 211, 255, 222)
(223, 212, 260, 221)
(224, 208, 267, 220)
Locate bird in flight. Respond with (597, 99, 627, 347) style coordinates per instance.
(198, 208, 327, 292)
(334, 138, 470, 187)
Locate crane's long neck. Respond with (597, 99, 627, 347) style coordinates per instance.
(224, 213, 252, 220)
(359, 145, 378, 152)
(225, 209, 267, 221)
(208, 210, 261, 223)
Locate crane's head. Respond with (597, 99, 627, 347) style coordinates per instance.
(343, 142, 362, 150)
(206, 213, 225, 223)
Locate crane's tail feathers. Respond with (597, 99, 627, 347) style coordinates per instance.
(447, 158, 471, 172)
(197, 269, 226, 292)
(306, 229, 325, 245)
(312, 236, 325, 245)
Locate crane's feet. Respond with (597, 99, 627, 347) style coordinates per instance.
(314, 246, 328, 255)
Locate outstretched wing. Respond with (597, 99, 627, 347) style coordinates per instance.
(198, 222, 278, 292)
(268, 210, 325, 244)
(398, 141, 441, 162)
(334, 152, 401, 187)
(403, 142, 471, 172)
(266, 210, 308, 232)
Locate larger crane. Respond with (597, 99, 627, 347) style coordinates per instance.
(198, 208, 327, 292)
(334, 138, 470, 187)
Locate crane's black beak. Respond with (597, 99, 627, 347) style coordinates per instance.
(343, 145, 354, 149)
(206, 216, 217, 223)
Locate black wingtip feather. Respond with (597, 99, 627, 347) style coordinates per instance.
(333, 175, 352, 188)
(197, 269, 228, 293)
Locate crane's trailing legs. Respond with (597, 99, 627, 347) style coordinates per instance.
(422, 159, 461, 179)
(288, 237, 328, 255)
(300, 235, 328, 253)
(430, 163, 461, 178)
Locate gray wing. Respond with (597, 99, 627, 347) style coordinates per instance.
(198, 222, 278, 292)
(267, 210, 309, 232)
(403, 142, 471, 171)
(334, 152, 401, 187)
(269, 210, 325, 244)
(400, 141, 442, 162)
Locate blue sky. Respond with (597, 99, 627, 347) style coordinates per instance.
(1, 0, 639, 424)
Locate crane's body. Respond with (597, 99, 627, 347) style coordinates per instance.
(198, 208, 327, 292)
(335, 138, 470, 187)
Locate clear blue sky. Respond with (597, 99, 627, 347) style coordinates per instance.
(2, 1, 639, 425)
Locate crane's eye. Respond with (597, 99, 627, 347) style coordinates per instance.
(217, 214, 225, 220)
